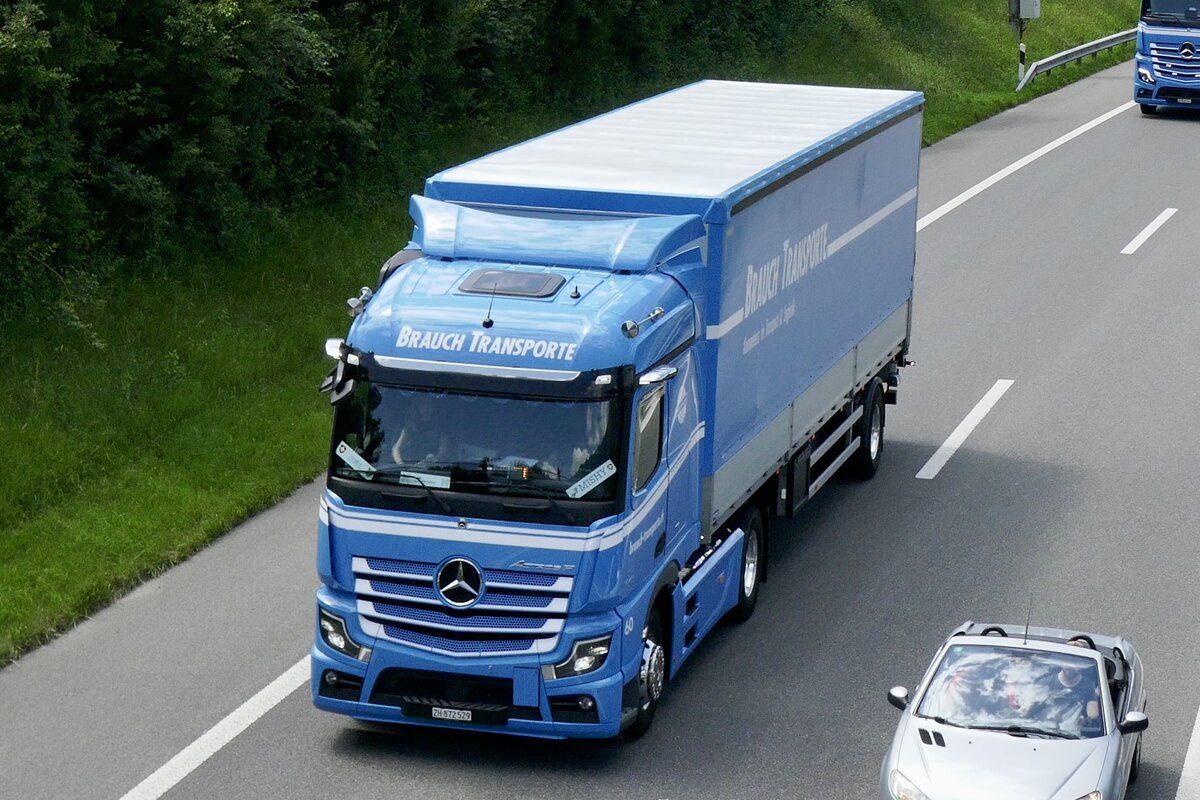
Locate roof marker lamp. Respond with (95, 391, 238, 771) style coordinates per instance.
(888, 770, 930, 800)
(546, 635, 612, 680)
(319, 608, 372, 662)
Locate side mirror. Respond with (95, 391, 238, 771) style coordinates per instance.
(1118, 710, 1149, 735)
(888, 686, 910, 711)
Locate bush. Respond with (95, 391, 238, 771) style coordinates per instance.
(0, 0, 827, 315)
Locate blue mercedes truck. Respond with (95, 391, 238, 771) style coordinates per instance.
(312, 80, 924, 739)
(1136, 0, 1200, 113)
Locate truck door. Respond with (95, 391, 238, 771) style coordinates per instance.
(664, 352, 701, 557)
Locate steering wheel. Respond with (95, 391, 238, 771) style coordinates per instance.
(980, 626, 1008, 637)
(1068, 634, 1097, 650)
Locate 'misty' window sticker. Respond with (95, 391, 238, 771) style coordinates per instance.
(566, 460, 617, 499)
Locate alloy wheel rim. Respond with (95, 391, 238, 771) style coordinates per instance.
(743, 529, 759, 597)
(869, 410, 882, 460)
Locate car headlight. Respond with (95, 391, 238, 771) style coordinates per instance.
(545, 634, 612, 679)
(1074, 794, 1101, 800)
(889, 770, 930, 800)
(318, 608, 372, 662)
(1138, 66, 1156, 84)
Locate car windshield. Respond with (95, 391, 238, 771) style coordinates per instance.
(331, 383, 622, 501)
(915, 644, 1106, 739)
(1143, 0, 1200, 20)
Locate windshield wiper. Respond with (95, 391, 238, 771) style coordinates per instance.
(491, 481, 578, 526)
(932, 716, 967, 728)
(965, 724, 1079, 739)
(371, 467, 455, 516)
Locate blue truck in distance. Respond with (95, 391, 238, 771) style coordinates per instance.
(312, 80, 923, 739)
(1136, 0, 1200, 113)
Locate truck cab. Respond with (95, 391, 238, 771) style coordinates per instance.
(1135, 0, 1200, 113)
(313, 198, 717, 738)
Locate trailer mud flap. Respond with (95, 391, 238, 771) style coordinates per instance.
(672, 527, 744, 672)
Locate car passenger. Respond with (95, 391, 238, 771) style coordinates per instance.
(1050, 641, 1103, 736)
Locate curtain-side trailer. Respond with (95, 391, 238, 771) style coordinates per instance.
(313, 80, 924, 739)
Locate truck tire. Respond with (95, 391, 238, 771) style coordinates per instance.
(622, 607, 666, 740)
(846, 381, 884, 480)
(1139, 104, 1157, 116)
(732, 505, 764, 622)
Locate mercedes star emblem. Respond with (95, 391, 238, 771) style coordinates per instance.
(436, 558, 484, 608)
(1183, 42, 1197, 59)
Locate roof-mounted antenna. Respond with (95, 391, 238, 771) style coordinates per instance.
(482, 281, 497, 329)
(1023, 598, 1033, 644)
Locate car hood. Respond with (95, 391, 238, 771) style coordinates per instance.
(895, 717, 1109, 800)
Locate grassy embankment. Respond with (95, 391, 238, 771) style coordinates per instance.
(0, 0, 1137, 664)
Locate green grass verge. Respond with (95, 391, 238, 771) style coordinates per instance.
(0, 0, 1139, 664)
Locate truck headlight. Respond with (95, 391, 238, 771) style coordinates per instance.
(889, 770, 930, 800)
(319, 608, 372, 662)
(1138, 66, 1156, 84)
(546, 634, 612, 679)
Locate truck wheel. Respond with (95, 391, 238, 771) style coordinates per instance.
(732, 505, 764, 622)
(1139, 104, 1157, 116)
(846, 382, 884, 480)
(622, 608, 665, 740)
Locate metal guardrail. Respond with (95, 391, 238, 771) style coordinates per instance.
(1016, 28, 1137, 91)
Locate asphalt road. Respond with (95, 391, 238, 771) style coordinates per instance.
(4, 61, 1200, 800)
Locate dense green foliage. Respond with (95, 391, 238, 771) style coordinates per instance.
(0, 0, 822, 312)
(1, 0, 1136, 663)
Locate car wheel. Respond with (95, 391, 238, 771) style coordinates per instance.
(1130, 734, 1142, 782)
(622, 607, 665, 740)
(732, 505, 764, 622)
(1140, 103, 1158, 115)
(846, 381, 884, 480)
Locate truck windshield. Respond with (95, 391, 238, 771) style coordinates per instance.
(331, 383, 622, 503)
(1142, 0, 1200, 21)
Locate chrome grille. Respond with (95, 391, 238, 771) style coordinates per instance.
(353, 556, 572, 657)
(1151, 43, 1200, 83)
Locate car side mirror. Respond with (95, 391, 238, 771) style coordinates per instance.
(1118, 710, 1148, 735)
(888, 686, 910, 711)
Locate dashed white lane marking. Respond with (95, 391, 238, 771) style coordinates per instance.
(916, 380, 1015, 480)
(1176, 702, 1200, 799)
(119, 656, 309, 800)
(1121, 207, 1177, 255)
(917, 102, 1136, 232)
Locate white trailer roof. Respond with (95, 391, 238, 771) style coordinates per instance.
(432, 81, 922, 202)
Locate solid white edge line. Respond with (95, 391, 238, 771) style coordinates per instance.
(917, 102, 1135, 232)
(119, 656, 310, 800)
(1121, 207, 1178, 255)
(1177, 702, 1200, 800)
(916, 380, 1015, 480)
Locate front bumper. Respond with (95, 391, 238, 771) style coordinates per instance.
(1136, 82, 1200, 107)
(311, 593, 631, 740)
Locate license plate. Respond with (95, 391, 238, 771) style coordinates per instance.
(431, 707, 472, 722)
(1179, 98, 1193, 104)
